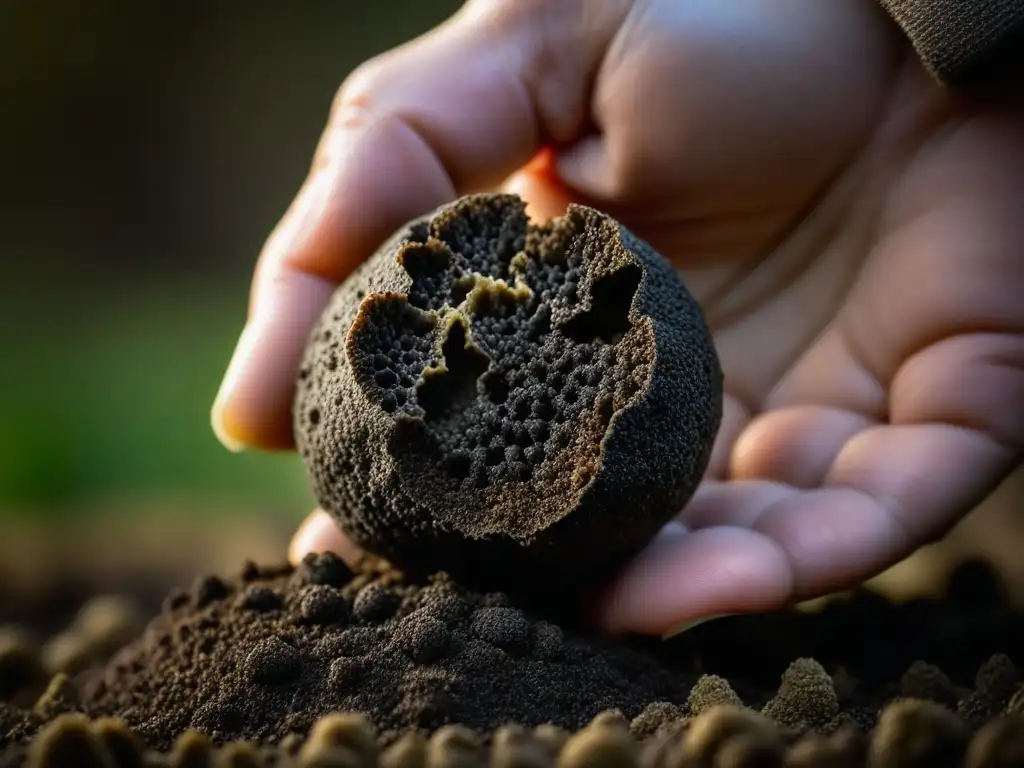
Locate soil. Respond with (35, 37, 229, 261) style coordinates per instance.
(2, 552, 1024, 766)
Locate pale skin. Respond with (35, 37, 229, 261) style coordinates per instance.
(211, 0, 1024, 637)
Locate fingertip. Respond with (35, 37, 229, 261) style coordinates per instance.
(288, 508, 364, 568)
(213, 270, 337, 453)
(211, 322, 263, 452)
(212, 321, 296, 453)
(210, 402, 248, 454)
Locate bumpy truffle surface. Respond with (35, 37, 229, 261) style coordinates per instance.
(294, 193, 722, 591)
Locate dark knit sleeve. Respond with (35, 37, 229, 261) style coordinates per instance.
(875, 0, 1024, 86)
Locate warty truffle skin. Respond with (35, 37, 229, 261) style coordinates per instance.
(293, 193, 722, 594)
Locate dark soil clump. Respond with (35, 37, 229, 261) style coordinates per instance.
(294, 193, 722, 596)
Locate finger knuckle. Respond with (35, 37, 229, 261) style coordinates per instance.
(330, 58, 388, 131)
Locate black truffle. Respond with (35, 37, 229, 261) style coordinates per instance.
(294, 193, 722, 592)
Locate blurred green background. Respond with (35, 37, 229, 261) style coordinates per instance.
(0, 0, 462, 520)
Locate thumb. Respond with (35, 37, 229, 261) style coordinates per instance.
(212, 0, 626, 452)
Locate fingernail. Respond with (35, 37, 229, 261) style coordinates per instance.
(210, 408, 247, 453)
(661, 613, 737, 640)
(211, 322, 262, 452)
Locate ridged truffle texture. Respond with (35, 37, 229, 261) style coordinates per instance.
(294, 193, 722, 591)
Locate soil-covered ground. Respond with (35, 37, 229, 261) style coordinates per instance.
(3, 541, 1024, 767)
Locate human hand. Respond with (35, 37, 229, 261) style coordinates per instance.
(212, 0, 1024, 636)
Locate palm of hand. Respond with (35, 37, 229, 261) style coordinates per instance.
(222, 0, 1024, 637)
(590, 61, 1024, 635)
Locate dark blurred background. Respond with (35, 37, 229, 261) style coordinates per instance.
(0, 0, 461, 517)
(0, 0, 1021, 609)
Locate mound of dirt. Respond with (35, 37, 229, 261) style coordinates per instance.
(294, 193, 722, 595)
(68, 554, 695, 750)
(2, 554, 1024, 767)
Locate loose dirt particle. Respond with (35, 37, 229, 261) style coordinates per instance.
(869, 699, 969, 768)
(899, 661, 959, 708)
(239, 586, 282, 614)
(687, 676, 743, 716)
(244, 637, 302, 686)
(297, 585, 349, 626)
(761, 658, 838, 729)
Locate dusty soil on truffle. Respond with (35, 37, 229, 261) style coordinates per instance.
(4, 553, 1024, 766)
